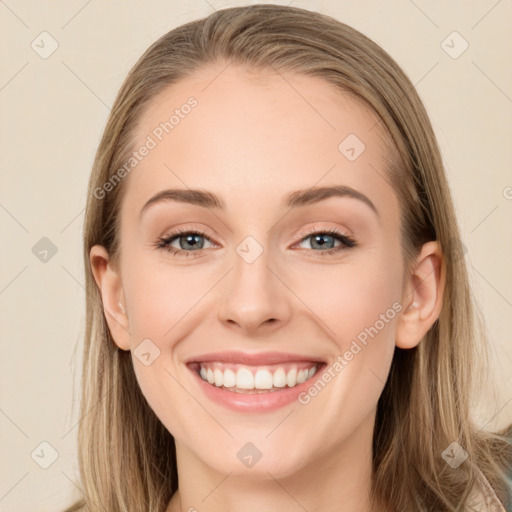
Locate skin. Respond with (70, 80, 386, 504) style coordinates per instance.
(90, 62, 445, 512)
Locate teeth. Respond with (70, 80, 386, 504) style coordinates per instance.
(197, 362, 319, 391)
(236, 368, 254, 389)
(254, 369, 273, 389)
(214, 368, 223, 387)
(223, 368, 236, 388)
(286, 368, 297, 387)
(273, 368, 287, 388)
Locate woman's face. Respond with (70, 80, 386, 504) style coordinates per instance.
(101, 63, 409, 477)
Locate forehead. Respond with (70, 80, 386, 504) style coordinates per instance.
(123, 63, 396, 219)
(133, 62, 385, 147)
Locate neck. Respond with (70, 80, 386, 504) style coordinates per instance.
(167, 408, 388, 512)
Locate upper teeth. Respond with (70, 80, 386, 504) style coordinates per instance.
(198, 363, 318, 390)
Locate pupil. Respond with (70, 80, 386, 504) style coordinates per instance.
(313, 234, 333, 249)
(182, 234, 203, 250)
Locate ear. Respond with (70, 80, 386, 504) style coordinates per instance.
(89, 245, 131, 351)
(395, 241, 445, 349)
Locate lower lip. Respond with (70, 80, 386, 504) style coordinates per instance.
(189, 364, 325, 413)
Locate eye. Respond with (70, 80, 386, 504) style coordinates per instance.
(293, 227, 357, 256)
(155, 229, 216, 257)
(154, 226, 357, 258)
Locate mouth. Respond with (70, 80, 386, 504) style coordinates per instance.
(185, 351, 326, 412)
(189, 361, 320, 393)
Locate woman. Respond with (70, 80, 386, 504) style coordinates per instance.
(65, 4, 512, 511)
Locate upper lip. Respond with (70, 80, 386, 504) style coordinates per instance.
(184, 351, 326, 366)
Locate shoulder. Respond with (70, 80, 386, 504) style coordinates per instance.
(466, 466, 509, 512)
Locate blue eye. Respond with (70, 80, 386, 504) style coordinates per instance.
(156, 230, 214, 257)
(155, 227, 357, 258)
(294, 228, 357, 256)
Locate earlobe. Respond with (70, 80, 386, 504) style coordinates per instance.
(395, 241, 445, 349)
(89, 245, 131, 351)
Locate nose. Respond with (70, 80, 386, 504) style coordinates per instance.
(217, 243, 292, 336)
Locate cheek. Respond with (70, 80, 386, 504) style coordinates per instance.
(294, 260, 400, 420)
(123, 257, 204, 438)
(123, 258, 209, 341)
(291, 256, 402, 344)
(289, 255, 403, 413)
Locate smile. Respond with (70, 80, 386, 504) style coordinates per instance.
(186, 351, 326, 412)
(196, 362, 318, 393)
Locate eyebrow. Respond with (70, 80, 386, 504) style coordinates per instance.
(139, 185, 378, 219)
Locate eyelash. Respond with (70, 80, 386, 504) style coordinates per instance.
(155, 227, 357, 258)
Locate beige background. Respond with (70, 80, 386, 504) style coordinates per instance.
(0, 0, 511, 510)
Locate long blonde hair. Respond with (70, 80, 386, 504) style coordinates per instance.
(67, 4, 511, 511)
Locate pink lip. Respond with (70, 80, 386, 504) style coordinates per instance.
(185, 351, 326, 413)
(184, 350, 325, 366)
